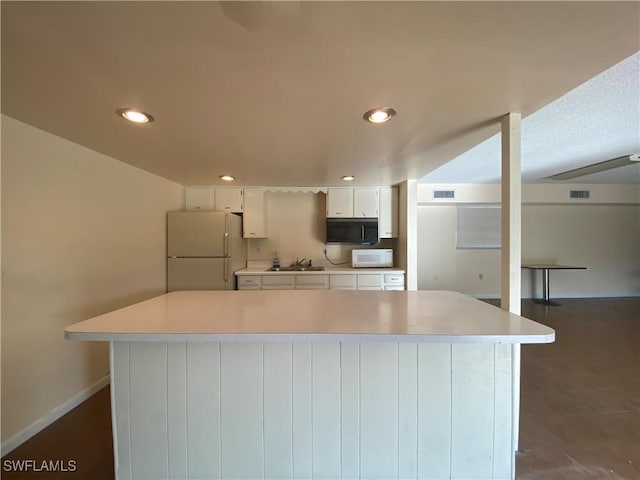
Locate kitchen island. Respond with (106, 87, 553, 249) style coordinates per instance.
(66, 290, 554, 480)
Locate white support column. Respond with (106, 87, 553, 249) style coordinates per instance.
(501, 112, 522, 315)
(398, 179, 418, 291)
(501, 112, 522, 466)
(405, 179, 418, 291)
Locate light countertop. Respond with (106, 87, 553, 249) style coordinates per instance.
(236, 266, 405, 275)
(65, 290, 554, 344)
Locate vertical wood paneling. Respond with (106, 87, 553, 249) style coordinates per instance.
(312, 342, 341, 479)
(360, 343, 399, 479)
(417, 343, 452, 479)
(186, 342, 221, 479)
(398, 343, 418, 479)
(220, 342, 264, 479)
(264, 343, 293, 479)
(493, 344, 514, 479)
(451, 343, 494, 479)
(111, 342, 132, 480)
(167, 342, 187, 480)
(113, 340, 516, 480)
(292, 343, 312, 479)
(340, 343, 360, 479)
(129, 342, 168, 480)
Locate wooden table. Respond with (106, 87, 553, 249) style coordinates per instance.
(522, 264, 587, 306)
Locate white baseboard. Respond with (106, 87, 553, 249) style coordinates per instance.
(1, 374, 110, 456)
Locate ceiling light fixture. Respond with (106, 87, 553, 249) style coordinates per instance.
(219, 175, 235, 182)
(116, 108, 154, 124)
(546, 154, 640, 181)
(363, 107, 396, 124)
(341, 175, 355, 181)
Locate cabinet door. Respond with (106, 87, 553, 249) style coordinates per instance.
(329, 274, 356, 290)
(353, 187, 379, 217)
(357, 274, 384, 290)
(214, 187, 243, 213)
(185, 187, 215, 211)
(379, 186, 398, 238)
(295, 275, 329, 290)
(326, 187, 353, 217)
(384, 273, 404, 290)
(243, 187, 266, 238)
(237, 275, 262, 290)
(261, 275, 295, 290)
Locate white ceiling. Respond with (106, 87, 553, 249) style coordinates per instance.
(421, 52, 640, 184)
(2, 1, 639, 187)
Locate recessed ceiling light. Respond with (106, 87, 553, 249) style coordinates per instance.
(219, 175, 235, 182)
(363, 107, 396, 124)
(342, 175, 355, 181)
(116, 108, 154, 124)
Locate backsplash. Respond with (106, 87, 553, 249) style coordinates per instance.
(247, 191, 394, 266)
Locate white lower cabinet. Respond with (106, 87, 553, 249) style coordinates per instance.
(237, 275, 262, 290)
(261, 275, 295, 290)
(357, 274, 384, 291)
(295, 275, 329, 290)
(237, 272, 404, 290)
(384, 274, 405, 290)
(329, 274, 356, 290)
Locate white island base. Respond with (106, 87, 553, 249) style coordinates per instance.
(66, 290, 554, 480)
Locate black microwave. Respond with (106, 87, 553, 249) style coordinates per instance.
(326, 218, 379, 245)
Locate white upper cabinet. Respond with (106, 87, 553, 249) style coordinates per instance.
(326, 187, 379, 218)
(379, 186, 398, 238)
(214, 187, 243, 213)
(353, 187, 379, 217)
(326, 187, 354, 217)
(243, 187, 266, 238)
(185, 187, 215, 211)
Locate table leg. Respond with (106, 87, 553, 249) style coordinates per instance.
(534, 268, 560, 306)
(542, 268, 549, 302)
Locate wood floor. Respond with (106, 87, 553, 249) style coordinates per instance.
(2, 297, 638, 479)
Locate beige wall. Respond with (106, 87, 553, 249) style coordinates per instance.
(1, 116, 183, 444)
(247, 191, 394, 266)
(417, 184, 640, 297)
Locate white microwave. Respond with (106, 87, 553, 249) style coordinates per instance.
(352, 249, 393, 268)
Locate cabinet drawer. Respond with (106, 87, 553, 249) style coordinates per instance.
(384, 285, 404, 291)
(384, 274, 404, 285)
(295, 275, 329, 290)
(357, 274, 383, 288)
(261, 275, 295, 290)
(330, 274, 356, 289)
(237, 275, 262, 290)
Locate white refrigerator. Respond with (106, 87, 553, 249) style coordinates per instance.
(167, 211, 247, 291)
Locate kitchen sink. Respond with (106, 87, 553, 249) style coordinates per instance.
(266, 266, 325, 272)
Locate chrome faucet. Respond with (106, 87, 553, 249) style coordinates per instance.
(294, 257, 307, 267)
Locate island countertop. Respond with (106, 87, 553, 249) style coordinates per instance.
(65, 290, 554, 344)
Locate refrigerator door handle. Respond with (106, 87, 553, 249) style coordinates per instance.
(224, 258, 229, 282)
(224, 214, 230, 256)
